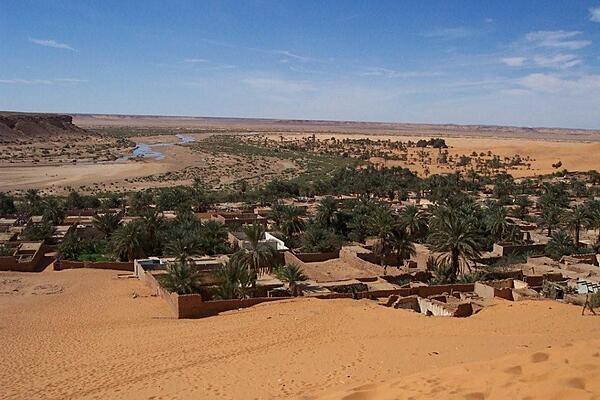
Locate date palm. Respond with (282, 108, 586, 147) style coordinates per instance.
(562, 205, 591, 246)
(427, 206, 483, 281)
(390, 226, 416, 265)
(235, 222, 277, 275)
(110, 221, 146, 261)
(161, 261, 200, 295)
(275, 263, 308, 296)
(399, 204, 428, 240)
(93, 212, 121, 238)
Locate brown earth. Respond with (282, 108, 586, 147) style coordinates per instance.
(1, 268, 599, 399)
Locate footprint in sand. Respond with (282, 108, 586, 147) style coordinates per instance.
(530, 352, 549, 363)
(463, 392, 486, 400)
(565, 377, 586, 390)
(503, 365, 522, 375)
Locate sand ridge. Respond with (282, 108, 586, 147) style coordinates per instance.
(2, 268, 600, 399)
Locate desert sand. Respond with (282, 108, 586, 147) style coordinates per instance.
(1, 268, 599, 400)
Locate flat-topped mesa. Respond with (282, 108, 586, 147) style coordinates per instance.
(0, 112, 95, 141)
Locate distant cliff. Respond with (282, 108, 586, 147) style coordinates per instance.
(0, 112, 95, 141)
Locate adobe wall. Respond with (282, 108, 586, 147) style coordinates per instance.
(57, 260, 134, 272)
(0, 244, 45, 272)
(493, 243, 546, 257)
(177, 296, 286, 319)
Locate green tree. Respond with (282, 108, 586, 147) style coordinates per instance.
(427, 206, 483, 281)
(110, 221, 146, 261)
(92, 212, 121, 238)
(538, 204, 562, 237)
(562, 205, 591, 246)
(41, 197, 65, 225)
(234, 222, 277, 275)
(161, 261, 200, 295)
(275, 263, 308, 296)
(390, 226, 416, 265)
(213, 257, 256, 299)
(545, 230, 576, 260)
(399, 204, 428, 240)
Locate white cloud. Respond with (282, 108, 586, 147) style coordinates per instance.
(29, 38, 75, 51)
(424, 27, 473, 40)
(525, 30, 591, 50)
(243, 77, 315, 93)
(518, 73, 600, 93)
(590, 6, 600, 22)
(0, 79, 53, 85)
(183, 58, 209, 63)
(501, 57, 526, 67)
(358, 67, 440, 78)
(533, 54, 581, 69)
(0, 78, 86, 85)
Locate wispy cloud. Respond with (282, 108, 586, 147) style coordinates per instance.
(183, 58, 209, 63)
(243, 77, 315, 93)
(533, 54, 581, 69)
(590, 6, 600, 22)
(0, 78, 86, 85)
(518, 73, 600, 94)
(501, 57, 527, 67)
(0, 78, 53, 85)
(424, 27, 473, 40)
(28, 38, 75, 51)
(358, 67, 440, 79)
(525, 30, 591, 50)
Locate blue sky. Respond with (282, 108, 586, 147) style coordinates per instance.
(1, 1, 600, 128)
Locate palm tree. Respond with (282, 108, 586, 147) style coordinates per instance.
(200, 220, 228, 255)
(545, 230, 576, 260)
(110, 221, 146, 261)
(213, 257, 256, 299)
(399, 204, 428, 240)
(390, 226, 416, 265)
(562, 205, 591, 246)
(24, 189, 42, 214)
(279, 205, 306, 238)
(316, 196, 338, 229)
(93, 212, 121, 238)
(235, 222, 277, 275)
(586, 201, 600, 242)
(275, 263, 308, 296)
(141, 211, 165, 254)
(427, 206, 483, 281)
(485, 204, 509, 242)
(165, 235, 202, 265)
(368, 206, 396, 269)
(538, 205, 562, 237)
(161, 261, 200, 295)
(41, 197, 65, 225)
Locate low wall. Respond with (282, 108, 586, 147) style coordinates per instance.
(291, 251, 340, 263)
(493, 243, 546, 257)
(0, 245, 46, 272)
(57, 260, 134, 272)
(177, 296, 286, 319)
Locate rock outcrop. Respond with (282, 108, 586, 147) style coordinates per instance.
(0, 112, 94, 141)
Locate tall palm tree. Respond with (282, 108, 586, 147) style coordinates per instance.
(563, 205, 591, 246)
(316, 196, 338, 229)
(161, 261, 200, 295)
(279, 205, 306, 238)
(275, 263, 308, 296)
(165, 235, 202, 265)
(368, 206, 396, 268)
(538, 204, 562, 237)
(213, 257, 256, 299)
(399, 204, 428, 240)
(485, 204, 509, 242)
(200, 220, 228, 255)
(141, 211, 164, 254)
(93, 212, 121, 238)
(41, 197, 66, 225)
(235, 222, 277, 275)
(390, 226, 416, 265)
(545, 230, 576, 260)
(110, 221, 146, 261)
(427, 206, 483, 281)
(24, 189, 42, 214)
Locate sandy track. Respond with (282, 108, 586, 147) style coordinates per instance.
(1, 269, 599, 399)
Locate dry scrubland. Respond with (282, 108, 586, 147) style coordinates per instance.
(1, 113, 600, 193)
(1, 268, 599, 400)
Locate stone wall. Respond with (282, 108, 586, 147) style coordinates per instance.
(57, 260, 134, 272)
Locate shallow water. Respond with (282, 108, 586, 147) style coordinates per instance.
(118, 133, 195, 161)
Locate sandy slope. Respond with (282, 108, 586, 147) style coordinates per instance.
(1, 269, 599, 400)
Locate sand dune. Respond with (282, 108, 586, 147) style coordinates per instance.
(1, 268, 599, 399)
